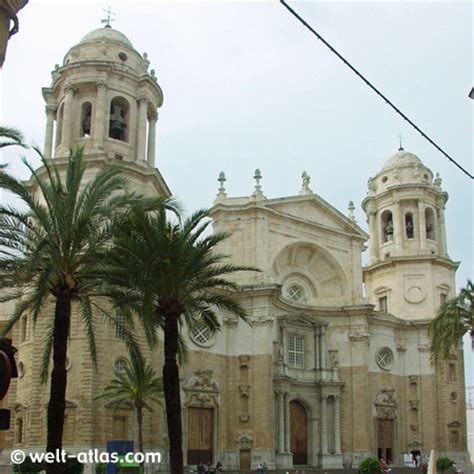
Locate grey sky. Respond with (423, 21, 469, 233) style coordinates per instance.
(0, 1, 472, 378)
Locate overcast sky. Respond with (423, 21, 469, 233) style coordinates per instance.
(0, 1, 472, 379)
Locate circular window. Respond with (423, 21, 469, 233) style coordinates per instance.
(376, 347, 394, 371)
(118, 52, 128, 62)
(382, 176, 388, 183)
(114, 358, 127, 373)
(288, 284, 304, 302)
(190, 322, 213, 347)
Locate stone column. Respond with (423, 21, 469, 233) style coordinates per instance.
(136, 97, 148, 162)
(284, 391, 291, 452)
(418, 201, 427, 250)
(319, 326, 327, 379)
(314, 326, 320, 371)
(393, 201, 402, 251)
(60, 84, 75, 151)
(43, 105, 56, 159)
(276, 390, 285, 453)
(438, 205, 448, 255)
(334, 395, 342, 454)
(320, 395, 328, 455)
(147, 111, 158, 167)
(368, 211, 377, 263)
(93, 81, 108, 149)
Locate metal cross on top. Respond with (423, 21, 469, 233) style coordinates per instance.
(397, 133, 404, 151)
(101, 6, 116, 28)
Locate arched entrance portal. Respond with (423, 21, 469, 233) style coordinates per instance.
(290, 400, 308, 465)
(187, 407, 214, 465)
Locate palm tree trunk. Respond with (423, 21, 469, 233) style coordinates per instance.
(46, 291, 71, 474)
(136, 404, 144, 464)
(163, 312, 183, 474)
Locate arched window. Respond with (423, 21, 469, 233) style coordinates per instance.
(109, 97, 130, 142)
(405, 213, 414, 239)
(80, 101, 92, 137)
(425, 208, 436, 240)
(381, 210, 394, 243)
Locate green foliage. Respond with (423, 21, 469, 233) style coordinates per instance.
(429, 280, 474, 364)
(358, 457, 382, 474)
(0, 126, 26, 150)
(436, 457, 454, 473)
(95, 463, 106, 474)
(12, 458, 44, 473)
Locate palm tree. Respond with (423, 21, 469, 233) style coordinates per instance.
(100, 205, 257, 474)
(0, 126, 26, 150)
(95, 353, 163, 457)
(429, 280, 474, 363)
(0, 147, 137, 474)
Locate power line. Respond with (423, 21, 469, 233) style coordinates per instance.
(280, 0, 473, 180)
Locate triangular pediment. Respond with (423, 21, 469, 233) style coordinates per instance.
(265, 194, 368, 239)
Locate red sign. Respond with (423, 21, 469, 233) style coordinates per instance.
(0, 351, 12, 400)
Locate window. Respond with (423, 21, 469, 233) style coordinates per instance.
(114, 358, 127, 373)
(190, 322, 213, 347)
(405, 213, 414, 239)
(288, 334, 304, 368)
(448, 363, 456, 382)
(288, 284, 304, 302)
(376, 347, 394, 371)
(16, 418, 23, 444)
(115, 312, 127, 340)
(379, 296, 388, 313)
(440, 293, 448, 307)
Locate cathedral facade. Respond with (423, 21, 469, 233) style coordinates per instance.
(1, 26, 469, 471)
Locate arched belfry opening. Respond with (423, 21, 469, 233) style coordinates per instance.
(80, 101, 92, 137)
(425, 208, 436, 240)
(405, 213, 414, 239)
(109, 96, 129, 142)
(381, 210, 394, 243)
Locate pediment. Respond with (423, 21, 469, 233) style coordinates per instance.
(266, 195, 367, 239)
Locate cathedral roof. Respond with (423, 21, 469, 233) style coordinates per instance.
(79, 27, 134, 49)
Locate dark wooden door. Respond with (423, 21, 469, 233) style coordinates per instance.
(187, 407, 214, 465)
(377, 419, 394, 463)
(290, 401, 308, 465)
(239, 449, 251, 471)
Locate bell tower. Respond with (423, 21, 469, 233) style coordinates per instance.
(362, 148, 458, 320)
(40, 25, 170, 196)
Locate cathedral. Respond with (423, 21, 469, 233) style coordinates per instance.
(1, 24, 470, 472)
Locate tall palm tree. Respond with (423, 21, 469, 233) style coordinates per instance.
(0, 126, 26, 150)
(0, 147, 137, 474)
(95, 354, 163, 456)
(429, 280, 474, 363)
(100, 205, 257, 474)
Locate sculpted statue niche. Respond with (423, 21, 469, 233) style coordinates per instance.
(109, 97, 129, 141)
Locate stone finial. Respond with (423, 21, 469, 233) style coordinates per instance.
(348, 200, 356, 223)
(397, 133, 404, 151)
(218, 171, 226, 195)
(299, 171, 313, 195)
(434, 172, 442, 190)
(252, 169, 265, 200)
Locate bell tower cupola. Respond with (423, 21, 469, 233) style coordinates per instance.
(362, 148, 457, 321)
(41, 25, 163, 167)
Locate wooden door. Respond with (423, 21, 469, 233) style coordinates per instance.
(187, 407, 214, 465)
(239, 449, 251, 471)
(377, 419, 394, 462)
(290, 401, 308, 465)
